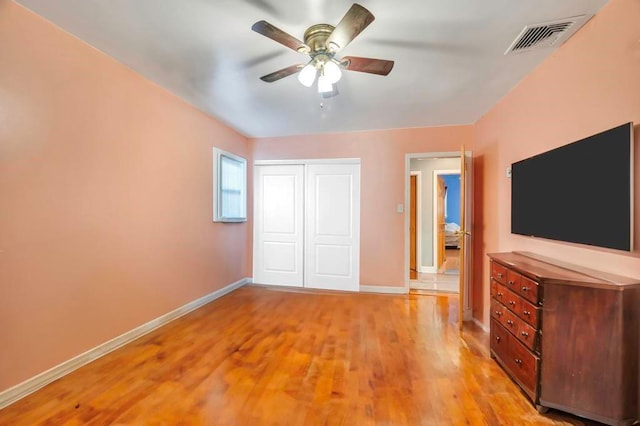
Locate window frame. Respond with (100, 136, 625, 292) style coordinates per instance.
(213, 147, 247, 223)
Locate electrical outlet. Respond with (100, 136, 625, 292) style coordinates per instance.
(506, 167, 512, 178)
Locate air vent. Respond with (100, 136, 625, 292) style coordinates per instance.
(505, 15, 591, 55)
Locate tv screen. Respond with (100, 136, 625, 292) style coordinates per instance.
(511, 122, 634, 251)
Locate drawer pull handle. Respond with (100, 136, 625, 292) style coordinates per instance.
(494, 311, 502, 317)
(508, 280, 514, 285)
(523, 310, 531, 316)
(508, 301, 516, 306)
(506, 320, 514, 326)
(521, 331, 529, 338)
(495, 336, 501, 342)
(522, 286, 530, 292)
(497, 273, 503, 279)
(497, 292, 503, 297)
(515, 359, 523, 365)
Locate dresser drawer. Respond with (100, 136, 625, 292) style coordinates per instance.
(503, 288, 521, 313)
(508, 336, 540, 395)
(520, 275, 541, 304)
(500, 303, 539, 353)
(516, 320, 538, 352)
(506, 269, 522, 291)
(491, 261, 507, 285)
(518, 297, 540, 328)
(490, 319, 508, 360)
(491, 299, 507, 323)
(502, 309, 519, 334)
(493, 282, 507, 305)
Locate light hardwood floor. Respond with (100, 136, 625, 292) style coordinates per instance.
(0, 286, 601, 425)
(410, 273, 459, 293)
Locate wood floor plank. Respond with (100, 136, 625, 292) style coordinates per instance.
(1, 286, 602, 425)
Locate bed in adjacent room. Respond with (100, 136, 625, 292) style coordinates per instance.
(445, 222, 461, 248)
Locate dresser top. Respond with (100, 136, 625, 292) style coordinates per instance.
(488, 251, 640, 289)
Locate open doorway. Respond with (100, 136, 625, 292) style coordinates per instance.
(405, 150, 473, 326)
(435, 171, 462, 276)
(407, 157, 460, 292)
(405, 152, 472, 309)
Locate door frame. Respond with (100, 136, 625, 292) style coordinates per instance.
(255, 158, 361, 166)
(432, 169, 460, 273)
(405, 152, 473, 321)
(409, 171, 422, 277)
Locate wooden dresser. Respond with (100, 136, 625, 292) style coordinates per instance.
(488, 252, 640, 426)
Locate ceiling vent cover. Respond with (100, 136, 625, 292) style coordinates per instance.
(505, 15, 591, 55)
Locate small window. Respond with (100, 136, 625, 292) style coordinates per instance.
(213, 148, 247, 222)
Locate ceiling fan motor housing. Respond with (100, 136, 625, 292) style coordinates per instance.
(302, 24, 335, 54)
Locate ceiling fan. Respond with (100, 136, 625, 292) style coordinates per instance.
(251, 3, 394, 96)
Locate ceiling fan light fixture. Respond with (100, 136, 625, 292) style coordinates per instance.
(317, 74, 333, 94)
(298, 62, 317, 87)
(323, 60, 342, 84)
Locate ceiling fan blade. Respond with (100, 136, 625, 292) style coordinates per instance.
(259, 64, 303, 82)
(252, 20, 310, 53)
(326, 3, 375, 53)
(341, 56, 394, 76)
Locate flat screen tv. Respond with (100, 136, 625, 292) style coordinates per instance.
(511, 122, 634, 251)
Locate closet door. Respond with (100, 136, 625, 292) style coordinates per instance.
(305, 163, 360, 291)
(253, 165, 304, 287)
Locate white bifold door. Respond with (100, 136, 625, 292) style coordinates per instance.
(253, 162, 360, 292)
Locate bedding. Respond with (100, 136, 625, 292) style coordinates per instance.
(445, 222, 461, 248)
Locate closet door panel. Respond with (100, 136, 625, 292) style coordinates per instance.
(305, 163, 360, 291)
(253, 165, 304, 287)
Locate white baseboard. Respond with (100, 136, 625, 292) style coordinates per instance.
(360, 285, 409, 294)
(472, 317, 489, 332)
(0, 277, 251, 410)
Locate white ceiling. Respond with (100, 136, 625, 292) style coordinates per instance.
(16, 0, 609, 138)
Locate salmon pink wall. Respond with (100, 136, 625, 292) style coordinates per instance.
(250, 126, 474, 287)
(0, 1, 251, 391)
(473, 0, 640, 325)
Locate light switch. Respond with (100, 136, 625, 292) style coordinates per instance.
(397, 203, 404, 213)
(506, 166, 512, 178)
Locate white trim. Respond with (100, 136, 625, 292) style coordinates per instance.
(0, 277, 251, 410)
(360, 285, 409, 294)
(409, 171, 422, 278)
(213, 148, 247, 223)
(407, 151, 463, 160)
(472, 317, 489, 333)
(254, 158, 360, 166)
(432, 168, 460, 271)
